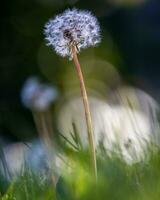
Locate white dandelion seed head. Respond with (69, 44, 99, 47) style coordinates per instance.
(21, 77, 58, 111)
(44, 8, 101, 58)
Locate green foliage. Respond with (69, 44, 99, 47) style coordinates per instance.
(1, 171, 56, 200)
(1, 148, 160, 200)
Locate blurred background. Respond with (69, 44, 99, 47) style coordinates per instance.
(1, 0, 160, 143)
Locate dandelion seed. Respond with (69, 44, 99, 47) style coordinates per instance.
(44, 8, 101, 59)
(21, 77, 58, 111)
(44, 8, 100, 180)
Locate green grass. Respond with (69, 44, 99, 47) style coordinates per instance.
(1, 145, 160, 200)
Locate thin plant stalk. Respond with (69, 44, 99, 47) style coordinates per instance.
(32, 111, 56, 185)
(45, 109, 55, 141)
(32, 111, 49, 146)
(71, 45, 97, 180)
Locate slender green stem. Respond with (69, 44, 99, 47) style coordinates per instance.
(71, 46, 97, 181)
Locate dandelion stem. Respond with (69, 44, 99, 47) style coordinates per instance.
(71, 45, 97, 181)
(32, 111, 56, 186)
(32, 111, 50, 146)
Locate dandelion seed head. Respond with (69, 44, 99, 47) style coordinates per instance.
(21, 77, 58, 111)
(44, 8, 101, 58)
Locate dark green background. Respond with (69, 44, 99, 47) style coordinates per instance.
(1, 0, 160, 142)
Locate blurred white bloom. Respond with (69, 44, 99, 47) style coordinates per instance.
(109, 86, 160, 142)
(0, 141, 63, 183)
(44, 8, 101, 58)
(58, 94, 159, 164)
(0, 143, 28, 178)
(21, 77, 58, 111)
